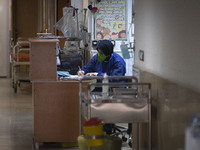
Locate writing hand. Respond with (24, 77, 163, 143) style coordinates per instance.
(78, 70, 85, 76)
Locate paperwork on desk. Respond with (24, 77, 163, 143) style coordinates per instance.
(57, 71, 82, 80)
(63, 75, 82, 80)
(57, 71, 71, 77)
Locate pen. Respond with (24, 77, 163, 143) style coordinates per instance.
(78, 66, 84, 76)
(78, 66, 81, 70)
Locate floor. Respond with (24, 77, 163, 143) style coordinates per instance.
(3, 72, 198, 150)
(0, 78, 79, 150)
(0, 78, 131, 150)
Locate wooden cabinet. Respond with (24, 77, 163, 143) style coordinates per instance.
(29, 39, 58, 81)
(29, 39, 80, 147)
(33, 81, 80, 143)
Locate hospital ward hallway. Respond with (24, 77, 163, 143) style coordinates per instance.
(0, 78, 78, 150)
(0, 78, 132, 150)
(0, 78, 33, 150)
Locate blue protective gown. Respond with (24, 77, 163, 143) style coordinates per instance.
(81, 52, 126, 79)
(81, 50, 126, 133)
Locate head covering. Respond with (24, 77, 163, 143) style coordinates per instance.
(97, 40, 114, 56)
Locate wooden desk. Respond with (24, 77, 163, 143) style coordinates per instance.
(29, 39, 86, 148)
(33, 81, 80, 143)
(29, 38, 59, 81)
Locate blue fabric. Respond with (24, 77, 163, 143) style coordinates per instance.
(81, 52, 126, 82)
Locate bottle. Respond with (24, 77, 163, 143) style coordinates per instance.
(102, 73, 109, 99)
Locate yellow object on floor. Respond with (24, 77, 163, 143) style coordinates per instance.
(83, 124, 103, 146)
(78, 135, 122, 150)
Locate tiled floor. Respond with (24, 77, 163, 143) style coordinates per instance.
(0, 78, 79, 150)
(0, 78, 33, 150)
(4, 72, 199, 150)
(0, 78, 131, 150)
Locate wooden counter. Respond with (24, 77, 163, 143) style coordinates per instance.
(29, 39, 87, 147)
(29, 38, 59, 81)
(33, 80, 80, 143)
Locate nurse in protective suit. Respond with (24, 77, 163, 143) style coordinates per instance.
(78, 40, 126, 78)
(78, 40, 126, 135)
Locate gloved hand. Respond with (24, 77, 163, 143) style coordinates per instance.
(78, 70, 85, 76)
(86, 72, 98, 76)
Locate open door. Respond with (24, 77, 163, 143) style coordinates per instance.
(12, 0, 39, 43)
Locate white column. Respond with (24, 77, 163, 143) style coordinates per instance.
(0, 0, 10, 77)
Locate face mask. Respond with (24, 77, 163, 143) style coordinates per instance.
(97, 53, 107, 62)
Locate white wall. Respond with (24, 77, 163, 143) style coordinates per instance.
(134, 0, 200, 92)
(0, 0, 10, 77)
(86, 0, 134, 76)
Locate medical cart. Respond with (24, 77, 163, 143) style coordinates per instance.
(11, 41, 30, 93)
(79, 76, 151, 150)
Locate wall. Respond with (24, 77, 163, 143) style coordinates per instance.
(133, 1, 200, 149)
(0, 0, 10, 77)
(86, 0, 134, 75)
(134, 0, 200, 93)
(136, 71, 200, 150)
